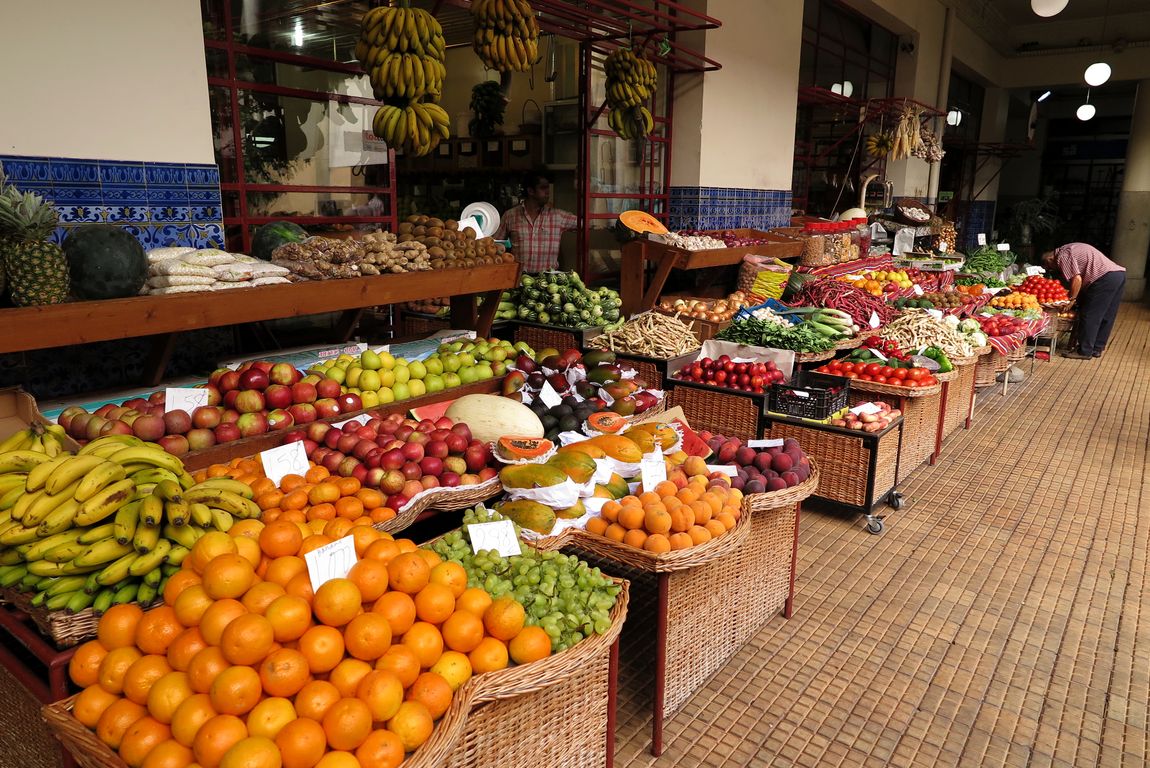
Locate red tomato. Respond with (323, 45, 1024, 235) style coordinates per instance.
(892, 368, 909, 380)
(874, 376, 888, 384)
(878, 366, 895, 379)
(839, 362, 855, 374)
(864, 363, 882, 376)
(843, 372, 859, 379)
(907, 368, 927, 381)
(859, 374, 873, 381)
(904, 379, 918, 388)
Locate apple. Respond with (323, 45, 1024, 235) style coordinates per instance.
(443, 456, 467, 475)
(416, 420, 435, 434)
(444, 433, 468, 455)
(350, 439, 375, 461)
(440, 472, 461, 488)
(264, 384, 293, 410)
(429, 429, 452, 443)
(406, 431, 429, 447)
(459, 473, 480, 486)
(221, 409, 240, 425)
(203, 385, 222, 407)
(355, 426, 377, 441)
(234, 390, 265, 414)
(419, 476, 440, 490)
(316, 378, 342, 399)
(321, 451, 345, 473)
(381, 449, 405, 471)
(401, 462, 422, 481)
(158, 434, 190, 456)
(338, 456, 362, 478)
(304, 421, 331, 443)
(337, 393, 363, 414)
(100, 420, 133, 436)
(381, 470, 406, 494)
(161, 410, 191, 435)
(419, 457, 444, 477)
(132, 414, 166, 441)
(267, 409, 295, 431)
(56, 406, 86, 432)
(214, 423, 242, 443)
(323, 429, 343, 450)
(394, 425, 415, 441)
(148, 392, 166, 405)
(192, 406, 222, 430)
(287, 403, 317, 426)
(463, 446, 488, 473)
(401, 442, 425, 463)
(364, 448, 383, 468)
(477, 467, 498, 482)
(314, 399, 341, 419)
(365, 468, 385, 489)
(236, 412, 269, 437)
(291, 381, 318, 405)
(450, 423, 473, 443)
(186, 428, 216, 451)
(219, 370, 241, 392)
(222, 390, 240, 410)
(425, 440, 449, 460)
(282, 430, 306, 444)
(239, 368, 270, 391)
(341, 421, 361, 434)
(403, 480, 425, 499)
(270, 362, 301, 387)
(387, 495, 409, 510)
(208, 368, 230, 387)
(351, 463, 368, 483)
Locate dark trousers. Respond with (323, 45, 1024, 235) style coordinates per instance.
(1076, 270, 1126, 355)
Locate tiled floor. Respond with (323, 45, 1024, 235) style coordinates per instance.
(615, 304, 1150, 767)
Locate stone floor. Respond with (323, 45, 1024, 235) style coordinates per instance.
(615, 303, 1150, 767)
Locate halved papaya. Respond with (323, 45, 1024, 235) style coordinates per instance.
(496, 436, 554, 461)
(586, 412, 627, 434)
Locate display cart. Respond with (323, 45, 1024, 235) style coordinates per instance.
(845, 379, 943, 475)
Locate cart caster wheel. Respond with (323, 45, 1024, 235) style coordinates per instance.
(866, 519, 885, 535)
(889, 493, 904, 510)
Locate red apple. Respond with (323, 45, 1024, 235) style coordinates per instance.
(219, 370, 241, 392)
(402, 480, 425, 499)
(337, 393, 363, 414)
(450, 423, 473, 443)
(351, 463, 368, 483)
(158, 434, 189, 456)
(100, 420, 133, 436)
(282, 430, 306, 444)
(221, 409, 240, 425)
(364, 468, 385, 488)
(92, 404, 114, 419)
(316, 378, 342, 399)
(401, 442, 424, 463)
(291, 381, 318, 404)
(203, 385, 222, 407)
(406, 431, 429, 447)
(267, 409, 295, 430)
(387, 495, 409, 510)
(444, 433, 468, 455)
(342, 421, 361, 434)
(337, 456, 362, 478)
(287, 403, 317, 425)
(222, 390, 240, 410)
(415, 420, 435, 434)
(252, 361, 274, 375)
(133, 414, 166, 441)
(208, 368, 230, 387)
(381, 449, 405, 470)
(148, 392, 166, 405)
(337, 433, 360, 455)
(321, 451, 345, 473)
(239, 368, 269, 391)
(192, 406, 222, 430)
(314, 399, 341, 419)
(440, 472, 461, 488)
(419, 457, 443, 477)
(429, 429, 452, 443)
(186, 428, 216, 451)
(56, 406, 86, 432)
(464, 445, 488, 472)
(234, 390, 265, 414)
(401, 462, 422, 481)
(236, 412, 269, 437)
(353, 440, 377, 461)
(364, 448, 383, 468)
(394, 425, 415, 441)
(355, 426, 377, 441)
(214, 423, 242, 443)
(264, 384, 293, 410)
(425, 440, 449, 459)
(478, 467, 498, 482)
(305, 421, 331, 443)
(269, 362, 301, 386)
(312, 447, 332, 465)
(419, 476, 440, 490)
(381, 470, 406, 494)
(434, 416, 454, 430)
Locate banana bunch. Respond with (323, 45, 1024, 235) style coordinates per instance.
(866, 131, 895, 159)
(356, 3, 449, 157)
(0, 436, 260, 615)
(0, 422, 70, 458)
(471, 0, 540, 73)
(604, 48, 657, 140)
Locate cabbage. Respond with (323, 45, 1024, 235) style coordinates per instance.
(943, 315, 961, 329)
(970, 331, 988, 347)
(958, 318, 980, 333)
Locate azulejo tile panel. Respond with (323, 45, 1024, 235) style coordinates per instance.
(0, 154, 223, 249)
(669, 186, 793, 231)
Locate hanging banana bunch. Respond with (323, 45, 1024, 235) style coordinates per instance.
(604, 48, 657, 140)
(471, 0, 540, 72)
(866, 131, 895, 159)
(356, 2, 451, 157)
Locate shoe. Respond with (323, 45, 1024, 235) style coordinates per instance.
(1092, 352, 1102, 358)
(1061, 351, 1093, 360)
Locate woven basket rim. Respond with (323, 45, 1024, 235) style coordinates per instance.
(847, 379, 943, 398)
(934, 369, 959, 383)
(0, 586, 159, 649)
(743, 461, 820, 513)
(974, 345, 993, 356)
(949, 353, 978, 366)
(833, 336, 864, 350)
(376, 477, 502, 534)
(795, 349, 836, 363)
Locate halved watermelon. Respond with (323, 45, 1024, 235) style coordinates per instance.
(674, 418, 712, 458)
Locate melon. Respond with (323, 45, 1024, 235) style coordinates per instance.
(252, 221, 308, 261)
(63, 225, 147, 300)
(444, 394, 543, 445)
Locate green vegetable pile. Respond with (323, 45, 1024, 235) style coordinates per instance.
(716, 317, 835, 353)
(955, 275, 1006, 288)
(964, 245, 1013, 279)
(510, 271, 622, 328)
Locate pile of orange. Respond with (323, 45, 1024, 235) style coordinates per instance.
(585, 475, 742, 553)
(193, 459, 397, 526)
(67, 515, 548, 768)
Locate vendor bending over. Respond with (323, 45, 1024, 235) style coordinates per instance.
(1041, 242, 1126, 360)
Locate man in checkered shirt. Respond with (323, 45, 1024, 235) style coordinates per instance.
(1041, 242, 1126, 360)
(496, 170, 577, 272)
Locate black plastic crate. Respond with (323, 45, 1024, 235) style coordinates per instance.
(768, 370, 850, 421)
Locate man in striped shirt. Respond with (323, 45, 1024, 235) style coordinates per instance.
(496, 170, 578, 273)
(1041, 242, 1126, 359)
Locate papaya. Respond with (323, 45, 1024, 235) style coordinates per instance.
(586, 435, 643, 463)
(604, 473, 630, 499)
(496, 436, 554, 461)
(494, 500, 556, 534)
(499, 463, 569, 489)
(546, 452, 597, 484)
(586, 412, 627, 434)
(630, 422, 680, 451)
(558, 441, 606, 459)
(592, 485, 614, 499)
(556, 499, 586, 520)
(622, 428, 656, 455)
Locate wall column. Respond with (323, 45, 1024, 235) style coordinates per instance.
(1111, 81, 1150, 300)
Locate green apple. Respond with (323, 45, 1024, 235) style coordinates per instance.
(442, 354, 462, 373)
(361, 349, 382, 370)
(408, 360, 427, 380)
(459, 366, 478, 385)
(443, 372, 462, 389)
(424, 356, 444, 376)
(379, 369, 396, 388)
(345, 366, 363, 388)
(336, 353, 357, 364)
(378, 351, 396, 370)
(425, 374, 445, 393)
(491, 360, 508, 376)
(376, 387, 395, 404)
(393, 365, 410, 384)
(392, 381, 410, 401)
(487, 347, 507, 363)
(325, 366, 346, 385)
(459, 353, 476, 367)
(360, 390, 380, 408)
(475, 363, 494, 380)
(408, 379, 427, 398)
(359, 370, 381, 392)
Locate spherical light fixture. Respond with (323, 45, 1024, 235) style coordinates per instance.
(841, 80, 854, 98)
(1077, 103, 1096, 121)
(946, 109, 962, 127)
(1084, 62, 1112, 86)
(831, 82, 843, 95)
(1031, 0, 1069, 17)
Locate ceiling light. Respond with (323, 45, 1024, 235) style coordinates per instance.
(1031, 0, 1069, 17)
(946, 109, 962, 127)
(1084, 62, 1111, 86)
(841, 80, 854, 98)
(830, 83, 843, 95)
(292, 21, 304, 48)
(1077, 103, 1096, 120)
(1037, 90, 1052, 102)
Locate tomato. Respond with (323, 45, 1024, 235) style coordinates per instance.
(923, 376, 937, 386)
(874, 376, 888, 384)
(904, 379, 918, 388)
(843, 372, 858, 379)
(839, 362, 855, 374)
(878, 366, 895, 379)
(907, 368, 927, 381)
(859, 374, 873, 381)
(892, 368, 909, 380)
(864, 363, 882, 376)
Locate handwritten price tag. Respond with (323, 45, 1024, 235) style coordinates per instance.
(997, 243, 1011, 251)
(1025, 265, 1045, 276)
(912, 285, 924, 296)
(259, 442, 310, 487)
(926, 309, 945, 321)
(305, 535, 358, 592)
(869, 311, 881, 329)
(705, 464, 738, 477)
(537, 381, 563, 408)
(977, 233, 987, 246)
(333, 414, 370, 429)
(748, 439, 784, 448)
(640, 453, 667, 491)
(939, 242, 949, 253)
(468, 520, 523, 557)
(850, 402, 883, 416)
(165, 388, 208, 415)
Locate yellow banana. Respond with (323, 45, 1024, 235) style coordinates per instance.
(0, 473, 28, 495)
(95, 551, 140, 586)
(128, 468, 181, 488)
(10, 488, 39, 522)
(163, 524, 202, 550)
(0, 429, 33, 454)
(77, 434, 142, 456)
(74, 461, 128, 503)
(165, 545, 190, 567)
(138, 494, 165, 528)
(44, 455, 105, 496)
(77, 523, 118, 545)
(189, 502, 213, 528)
(106, 446, 184, 474)
(191, 478, 255, 500)
(21, 529, 87, 562)
(153, 480, 184, 503)
(128, 539, 171, 577)
(23, 454, 70, 492)
(27, 559, 100, 577)
(211, 508, 234, 533)
(74, 479, 136, 527)
(36, 497, 83, 536)
(73, 538, 136, 568)
(113, 499, 142, 544)
(165, 499, 190, 528)
(41, 540, 88, 564)
(133, 522, 161, 554)
(43, 575, 89, 597)
(23, 480, 81, 527)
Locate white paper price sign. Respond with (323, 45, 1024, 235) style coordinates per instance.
(868, 311, 881, 329)
(333, 414, 370, 429)
(305, 535, 358, 591)
(912, 285, 924, 296)
(939, 242, 949, 253)
(926, 309, 945, 321)
(165, 388, 208, 414)
(705, 464, 738, 477)
(468, 520, 522, 557)
(791, 389, 810, 399)
(537, 381, 563, 408)
(1025, 265, 1045, 276)
(870, 349, 888, 361)
(259, 441, 310, 487)
(997, 243, 1011, 251)
(977, 233, 987, 246)
(850, 402, 883, 416)
(640, 453, 667, 490)
(748, 439, 784, 448)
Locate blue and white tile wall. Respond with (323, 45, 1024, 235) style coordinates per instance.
(668, 187, 793, 232)
(0, 155, 224, 250)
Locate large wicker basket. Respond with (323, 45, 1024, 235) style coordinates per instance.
(377, 477, 502, 534)
(741, 462, 821, 513)
(666, 383, 763, 441)
(942, 359, 978, 437)
(763, 422, 897, 510)
(847, 381, 942, 473)
(0, 587, 159, 649)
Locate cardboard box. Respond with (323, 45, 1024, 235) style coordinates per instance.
(0, 387, 82, 451)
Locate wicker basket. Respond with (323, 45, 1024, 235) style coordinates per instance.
(666, 383, 763, 441)
(847, 385, 942, 473)
(934, 369, 959, 383)
(741, 462, 819, 513)
(846, 379, 942, 399)
(0, 660, 65, 768)
(974, 349, 1008, 388)
(942, 360, 977, 437)
(794, 349, 836, 365)
(376, 477, 502, 534)
(1006, 345, 1028, 364)
(398, 310, 450, 338)
(514, 324, 584, 354)
(763, 423, 898, 510)
(0, 587, 159, 649)
(833, 335, 864, 350)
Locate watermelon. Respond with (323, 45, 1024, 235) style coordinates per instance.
(251, 221, 307, 261)
(63, 225, 147, 300)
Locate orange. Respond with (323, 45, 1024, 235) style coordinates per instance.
(141, 739, 194, 768)
(321, 697, 372, 751)
(363, 539, 401, 564)
(209, 665, 263, 716)
(354, 488, 383, 510)
(689, 500, 711, 526)
(354, 730, 404, 768)
(220, 614, 275, 666)
(343, 613, 393, 662)
(655, 480, 678, 497)
(193, 714, 248, 768)
(405, 672, 452, 719)
(509, 626, 552, 665)
(440, 610, 484, 654)
(454, 588, 492, 617)
(335, 498, 365, 521)
(585, 516, 609, 536)
(426, 561, 467, 598)
(260, 648, 311, 698)
(234, 535, 263, 568)
(386, 701, 433, 751)
(299, 625, 345, 673)
(281, 489, 309, 512)
(622, 528, 648, 549)
(669, 531, 694, 550)
(265, 595, 313, 643)
(190, 532, 239, 575)
(96, 697, 148, 750)
(246, 697, 297, 741)
(275, 717, 327, 768)
(174, 585, 215, 628)
(644, 533, 671, 553)
(168, 627, 209, 672)
(135, 607, 182, 653)
(329, 658, 373, 698)
(643, 506, 672, 535)
(371, 592, 417, 637)
(294, 679, 341, 722)
(355, 670, 404, 722)
(171, 693, 217, 747)
(323, 518, 354, 541)
(256, 489, 285, 512)
(374, 646, 421, 689)
(164, 570, 203, 606)
(415, 549, 441, 570)
(123, 654, 173, 705)
(313, 578, 362, 628)
(413, 583, 455, 625)
(264, 556, 307, 587)
(482, 597, 525, 642)
(99, 604, 145, 650)
(385, 553, 430, 595)
(468, 637, 509, 674)
(242, 581, 287, 616)
(200, 599, 247, 646)
(69, 639, 108, 688)
(202, 554, 256, 600)
(148, 670, 195, 724)
(401, 622, 444, 669)
(304, 466, 330, 484)
(284, 571, 316, 602)
(315, 753, 359, 768)
(638, 491, 660, 506)
(308, 483, 340, 506)
(429, 650, 472, 691)
(99, 646, 144, 695)
(344, 561, 387, 604)
(187, 646, 230, 694)
(603, 523, 627, 542)
(73, 684, 120, 728)
(118, 715, 171, 767)
(394, 539, 418, 554)
(305, 503, 335, 522)
(259, 521, 304, 559)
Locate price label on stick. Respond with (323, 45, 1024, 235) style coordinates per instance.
(467, 520, 522, 557)
(869, 311, 881, 329)
(926, 309, 944, 321)
(977, 233, 987, 246)
(706, 464, 738, 477)
(538, 381, 563, 408)
(870, 349, 888, 361)
(259, 441, 310, 487)
(333, 414, 370, 429)
(791, 389, 810, 399)
(305, 535, 358, 592)
(640, 453, 667, 491)
(748, 439, 784, 448)
(165, 388, 208, 414)
(997, 243, 1011, 251)
(939, 242, 949, 253)
(912, 285, 924, 297)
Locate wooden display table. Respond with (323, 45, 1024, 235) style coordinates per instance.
(0, 263, 521, 386)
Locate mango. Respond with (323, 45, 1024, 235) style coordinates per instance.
(495, 500, 556, 534)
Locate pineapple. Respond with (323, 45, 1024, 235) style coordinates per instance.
(0, 184, 69, 306)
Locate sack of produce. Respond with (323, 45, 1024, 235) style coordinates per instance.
(738, 255, 792, 298)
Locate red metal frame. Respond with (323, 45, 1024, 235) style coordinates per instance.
(205, 0, 398, 254)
